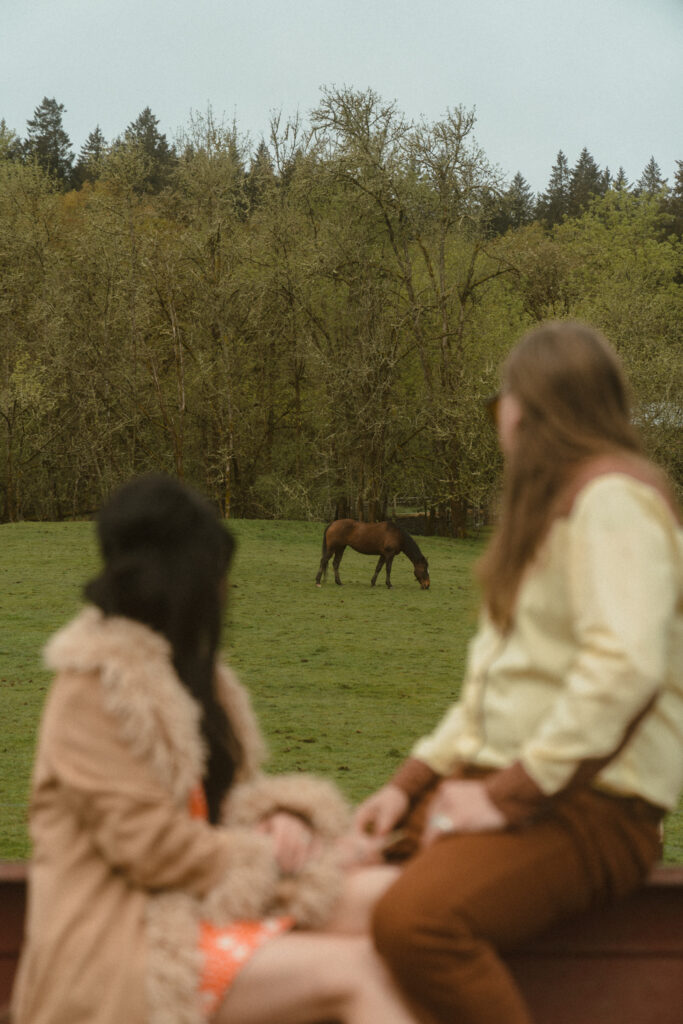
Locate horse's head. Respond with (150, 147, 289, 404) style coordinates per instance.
(414, 559, 430, 589)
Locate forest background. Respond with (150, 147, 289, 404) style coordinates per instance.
(1, 90, 681, 529)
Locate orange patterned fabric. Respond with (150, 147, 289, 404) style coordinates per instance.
(188, 783, 209, 821)
(188, 783, 294, 1020)
(198, 916, 294, 1018)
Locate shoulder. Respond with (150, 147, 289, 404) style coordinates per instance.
(44, 606, 171, 674)
(40, 663, 108, 741)
(566, 472, 682, 583)
(572, 472, 679, 534)
(42, 607, 205, 798)
(564, 454, 680, 529)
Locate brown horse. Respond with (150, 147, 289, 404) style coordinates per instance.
(315, 519, 430, 589)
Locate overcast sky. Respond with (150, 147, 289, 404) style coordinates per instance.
(2, 0, 682, 193)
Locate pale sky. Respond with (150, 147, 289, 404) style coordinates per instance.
(2, 0, 682, 193)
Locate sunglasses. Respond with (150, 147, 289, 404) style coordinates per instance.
(484, 392, 501, 426)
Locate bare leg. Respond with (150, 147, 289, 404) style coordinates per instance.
(324, 865, 401, 934)
(213, 932, 422, 1024)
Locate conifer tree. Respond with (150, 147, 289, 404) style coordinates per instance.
(567, 148, 606, 216)
(485, 172, 535, 234)
(636, 156, 667, 196)
(245, 139, 275, 209)
(507, 172, 536, 228)
(72, 126, 107, 187)
(672, 159, 683, 200)
(23, 97, 74, 186)
(663, 159, 683, 236)
(612, 167, 630, 192)
(536, 151, 570, 225)
(0, 119, 22, 161)
(123, 107, 176, 191)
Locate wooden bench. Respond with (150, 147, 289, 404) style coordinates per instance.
(0, 863, 26, 1023)
(506, 865, 683, 1023)
(1, 861, 682, 1021)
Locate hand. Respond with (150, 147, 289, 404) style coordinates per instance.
(257, 812, 320, 875)
(333, 830, 387, 869)
(421, 780, 506, 847)
(353, 784, 409, 839)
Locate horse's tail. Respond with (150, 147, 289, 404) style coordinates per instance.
(319, 522, 331, 579)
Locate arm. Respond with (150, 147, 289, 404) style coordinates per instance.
(353, 757, 441, 839)
(223, 771, 351, 873)
(45, 675, 276, 905)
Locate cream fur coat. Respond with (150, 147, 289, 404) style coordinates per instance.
(11, 608, 350, 1024)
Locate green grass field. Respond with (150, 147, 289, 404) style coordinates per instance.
(1, 519, 681, 862)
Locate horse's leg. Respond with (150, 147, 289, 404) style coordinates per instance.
(385, 553, 395, 588)
(332, 547, 345, 585)
(371, 555, 385, 587)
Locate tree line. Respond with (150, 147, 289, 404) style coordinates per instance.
(0, 90, 681, 529)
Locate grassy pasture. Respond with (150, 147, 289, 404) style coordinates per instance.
(1, 519, 681, 862)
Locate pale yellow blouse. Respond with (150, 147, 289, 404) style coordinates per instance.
(412, 474, 683, 811)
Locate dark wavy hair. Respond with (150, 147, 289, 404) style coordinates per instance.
(84, 473, 242, 822)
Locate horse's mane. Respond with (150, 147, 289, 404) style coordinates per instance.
(391, 522, 426, 564)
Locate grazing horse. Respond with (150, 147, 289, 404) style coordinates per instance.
(315, 519, 430, 589)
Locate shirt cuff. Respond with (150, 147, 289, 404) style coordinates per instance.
(390, 757, 441, 800)
(484, 761, 549, 825)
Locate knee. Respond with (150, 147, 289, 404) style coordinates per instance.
(372, 874, 474, 975)
(371, 880, 423, 970)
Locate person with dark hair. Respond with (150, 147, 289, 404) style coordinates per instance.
(342, 322, 683, 1023)
(11, 474, 422, 1024)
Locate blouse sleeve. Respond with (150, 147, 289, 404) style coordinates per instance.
(408, 704, 465, 776)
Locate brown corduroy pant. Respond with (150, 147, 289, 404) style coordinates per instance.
(372, 785, 662, 1024)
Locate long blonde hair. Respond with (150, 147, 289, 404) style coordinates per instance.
(477, 321, 649, 631)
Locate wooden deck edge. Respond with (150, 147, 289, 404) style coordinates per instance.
(1, 859, 682, 1023)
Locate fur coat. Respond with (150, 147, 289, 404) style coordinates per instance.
(11, 608, 350, 1024)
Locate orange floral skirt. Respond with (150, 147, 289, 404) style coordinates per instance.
(198, 915, 294, 1019)
(189, 784, 294, 1018)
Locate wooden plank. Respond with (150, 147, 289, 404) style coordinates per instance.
(508, 957, 683, 1024)
(0, 863, 25, 1008)
(505, 867, 683, 1023)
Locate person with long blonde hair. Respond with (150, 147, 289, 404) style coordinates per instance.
(347, 321, 683, 1023)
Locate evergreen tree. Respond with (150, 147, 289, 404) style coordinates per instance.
(672, 159, 683, 200)
(536, 151, 570, 226)
(662, 159, 683, 236)
(636, 156, 668, 196)
(0, 119, 22, 161)
(245, 139, 275, 209)
(23, 97, 74, 185)
(123, 107, 176, 191)
(567, 148, 607, 216)
(484, 172, 535, 234)
(507, 172, 536, 228)
(612, 167, 630, 192)
(72, 126, 107, 187)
